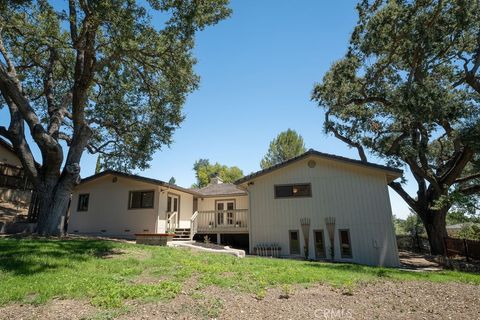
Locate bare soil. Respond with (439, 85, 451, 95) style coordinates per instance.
(1, 281, 479, 320)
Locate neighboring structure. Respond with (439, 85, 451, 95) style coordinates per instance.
(0, 138, 32, 204)
(68, 149, 402, 267)
(446, 223, 480, 237)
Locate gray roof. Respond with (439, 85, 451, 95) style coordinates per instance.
(235, 149, 403, 185)
(195, 183, 247, 197)
(81, 170, 202, 196)
(446, 222, 480, 230)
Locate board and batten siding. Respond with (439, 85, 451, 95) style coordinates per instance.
(246, 156, 400, 267)
(68, 175, 159, 238)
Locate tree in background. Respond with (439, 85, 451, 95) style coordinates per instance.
(457, 224, 480, 240)
(168, 177, 176, 185)
(260, 129, 306, 169)
(0, 0, 231, 235)
(192, 159, 243, 188)
(313, 0, 480, 254)
(95, 155, 102, 174)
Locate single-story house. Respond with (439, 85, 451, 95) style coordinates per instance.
(0, 138, 32, 204)
(68, 149, 402, 267)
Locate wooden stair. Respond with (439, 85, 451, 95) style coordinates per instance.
(172, 228, 191, 241)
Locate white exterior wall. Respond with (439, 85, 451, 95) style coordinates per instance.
(68, 175, 159, 238)
(156, 188, 194, 233)
(245, 156, 400, 267)
(197, 195, 249, 211)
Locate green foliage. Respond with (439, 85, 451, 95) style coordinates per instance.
(446, 211, 480, 225)
(456, 224, 480, 240)
(403, 213, 426, 237)
(192, 159, 243, 188)
(260, 129, 306, 169)
(393, 212, 426, 236)
(312, 0, 480, 253)
(0, 0, 231, 172)
(392, 214, 406, 235)
(0, 238, 479, 309)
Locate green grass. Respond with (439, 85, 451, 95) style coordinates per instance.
(0, 238, 479, 309)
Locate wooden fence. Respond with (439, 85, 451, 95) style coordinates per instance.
(444, 237, 480, 261)
(0, 163, 33, 190)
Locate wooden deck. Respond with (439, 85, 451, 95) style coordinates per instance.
(191, 209, 248, 234)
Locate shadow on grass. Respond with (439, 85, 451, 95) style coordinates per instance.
(0, 237, 121, 275)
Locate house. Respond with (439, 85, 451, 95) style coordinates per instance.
(68, 149, 402, 267)
(0, 138, 32, 204)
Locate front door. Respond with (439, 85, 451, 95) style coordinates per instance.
(216, 200, 235, 226)
(167, 194, 180, 226)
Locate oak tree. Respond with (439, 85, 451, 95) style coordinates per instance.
(0, 0, 231, 235)
(313, 0, 480, 254)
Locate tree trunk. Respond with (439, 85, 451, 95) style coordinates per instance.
(36, 180, 73, 236)
(419, 209, 448, 255)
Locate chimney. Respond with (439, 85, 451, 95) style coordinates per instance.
(210, 175, 223, 185)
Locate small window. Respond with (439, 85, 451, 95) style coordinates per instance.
(129, 190, 154, 209)
(339, 229, 352, 258)
(289, 230, 300, 255)
(77, 194, 89, 211)
(275, 184, 311, 198)
(314, 230, 326, 259)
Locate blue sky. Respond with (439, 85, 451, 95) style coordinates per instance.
(0, 0, 416, 218)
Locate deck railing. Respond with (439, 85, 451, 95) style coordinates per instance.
(193, 209, 248, 233)
(166, 211, 178, 232)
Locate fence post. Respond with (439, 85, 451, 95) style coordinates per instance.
(463, 239, 469, 262)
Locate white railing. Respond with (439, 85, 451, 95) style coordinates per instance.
(190, 211, 199, 239)
(195, 209, 248, 233)
(166, 211, 178, 233)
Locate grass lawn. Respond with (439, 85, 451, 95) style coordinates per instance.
(0, 237, 479, 310)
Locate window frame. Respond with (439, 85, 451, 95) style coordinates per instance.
(289, 229, 301, 255)
(313, 229, 326, 259)
(274, 183, 312, 199)
(77, 193, 90, 212)
(128, 190, 155, 209)
(339, 229, 353, 259)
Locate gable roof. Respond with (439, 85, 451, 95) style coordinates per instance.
(80, 170, 202, 196)
(194, 183, 247, 197)
(0, 138, 15, 154)
(235, 149, 403, 185)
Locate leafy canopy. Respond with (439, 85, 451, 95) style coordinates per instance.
(0, 0, 231, 174)
(260, 129, 306, 169)
(312, 0, 480, 253)
(192, 159, 243, 188)
(312, 0, 480, 214)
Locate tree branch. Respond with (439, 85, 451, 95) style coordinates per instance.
(455, 172, 480, 184)
(388, 181, 419, 212)
(325, 110, 368, 162)
(459, 184, 480, 196)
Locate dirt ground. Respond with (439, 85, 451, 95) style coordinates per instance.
(0, 280, 479, 320)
